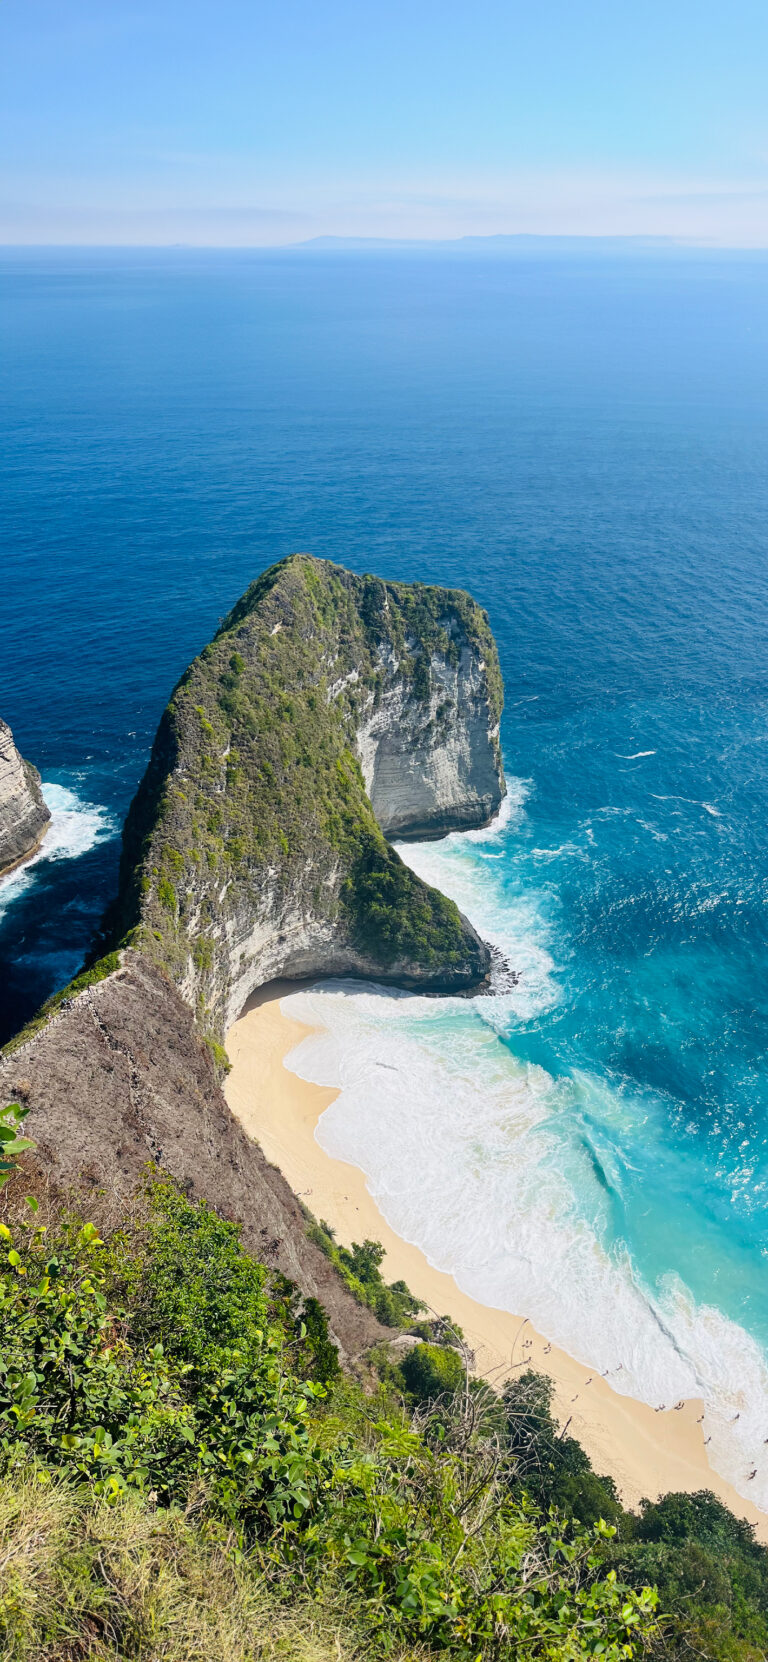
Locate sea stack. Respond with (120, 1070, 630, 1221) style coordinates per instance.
(113, 554, 506, 1031)
(0, 717, 50, 878)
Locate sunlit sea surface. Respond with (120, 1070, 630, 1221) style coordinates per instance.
(3, 244, 768, 1504)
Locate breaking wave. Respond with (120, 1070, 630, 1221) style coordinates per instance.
(280, 779, 768, 1512)
(0, 781, 115, 921)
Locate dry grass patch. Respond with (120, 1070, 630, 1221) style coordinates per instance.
(0, 1472, 418, 1662)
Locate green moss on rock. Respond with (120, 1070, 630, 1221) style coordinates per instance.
(109, 555, 503, 1037)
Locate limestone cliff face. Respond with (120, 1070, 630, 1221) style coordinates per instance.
(112, 556, 506, 1036)
(358, 641, 503, 840)
(0, 718, 50, 877)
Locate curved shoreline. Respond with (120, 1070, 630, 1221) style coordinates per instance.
(225, 981, 768, 1543)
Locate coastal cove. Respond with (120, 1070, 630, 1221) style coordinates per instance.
(225, 981, 768, 1541)
(5, 247, 768, 1576)
(8, 0, 768, 1629)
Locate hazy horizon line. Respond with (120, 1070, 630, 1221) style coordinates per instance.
(2, 231, 768, 254)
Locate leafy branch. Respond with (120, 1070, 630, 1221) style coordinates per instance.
(0, 1103, 35, 1189)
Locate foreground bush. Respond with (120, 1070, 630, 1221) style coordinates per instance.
(4, 1175, 768, 1657)
(0, 1178, 658, 1659)
(503, 1373, 768, 1659)
(0, 1185, 329, 1528)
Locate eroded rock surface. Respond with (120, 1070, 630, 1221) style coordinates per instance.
(358, 641, 504, 840)
(112, 556, 506, 1035)
(0, 717, 50, 877)
(0, 953, 384, 1361)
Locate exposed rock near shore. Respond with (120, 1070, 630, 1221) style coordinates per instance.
(0, 717, 50, 878)
(112, 555, 505, 1036)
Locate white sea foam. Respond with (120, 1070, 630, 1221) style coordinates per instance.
(458, 777, 529, 842)
(279, 775, 768, 1510)
(0, 781, 115, 920)
(651, 794, 722, 817)
(284, 981, 768, 1508)
(531, 842, 585, 863)
(395, 779, 560, 1024)
(615, 750, 657, 760)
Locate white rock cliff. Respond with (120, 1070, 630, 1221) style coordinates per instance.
(0, 717, 50, 877)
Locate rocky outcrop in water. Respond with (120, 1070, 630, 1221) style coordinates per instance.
(0, 718, 50, 878)
(113, 556, 505, 1036)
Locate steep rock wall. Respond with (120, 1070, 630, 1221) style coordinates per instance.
(0, 718, 50, 877)
(358, 641, 503, 840)
(0, 953, 385, 1362)
(112, 556, 505, 1037)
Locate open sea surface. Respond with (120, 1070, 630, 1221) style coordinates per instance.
(2, 244, 768, 1505)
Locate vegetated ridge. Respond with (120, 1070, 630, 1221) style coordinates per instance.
(0, 555, 504, 1361)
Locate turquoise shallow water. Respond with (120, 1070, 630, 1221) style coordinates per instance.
(2, 244, 768, 1501)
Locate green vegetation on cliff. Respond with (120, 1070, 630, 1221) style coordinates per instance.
(2, 1169, 767, 1659)
(307, 1218, 428, 1328)
(0, 1175, 656, 1661)
(111, 556, 501, 1038)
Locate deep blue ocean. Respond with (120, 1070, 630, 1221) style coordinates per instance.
(2, 245, 768, 1501)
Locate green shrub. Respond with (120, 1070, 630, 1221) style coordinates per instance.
(0, 1187, 329, 1529)
(615, 1491, 768, 1658)
(503, 1371, 624, 1529)
(0, 1104, 34, 1188)
(307, 1223, 426, 1328)
(0, 1181, 658, 1659)
(158, 875, 176, 913)
(400, 1342, 465, 1404)
(203, 1036, 231, 1074)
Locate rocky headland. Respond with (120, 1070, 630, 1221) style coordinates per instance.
(0, 717, 50, 878)
(0, 555, 505, 1356)
(112, 554, 505, 1034)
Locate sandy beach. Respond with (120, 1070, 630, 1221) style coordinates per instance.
(225, 982, 768, 1541)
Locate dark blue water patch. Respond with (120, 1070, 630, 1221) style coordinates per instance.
(3, 243, 768, 1090)
(0, 828, 120, 1044)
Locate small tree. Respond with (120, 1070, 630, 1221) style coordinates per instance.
(401, 1340, 464, 1403)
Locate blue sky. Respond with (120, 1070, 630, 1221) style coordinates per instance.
(2, 0, 767, 244)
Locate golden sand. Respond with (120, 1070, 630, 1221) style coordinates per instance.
(225, 982, 768, 1542)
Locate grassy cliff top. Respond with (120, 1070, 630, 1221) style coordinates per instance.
(112, 556, 503, 1033)
(220, 556, 504, 724)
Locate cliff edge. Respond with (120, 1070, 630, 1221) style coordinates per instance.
(1, 556, 505, 1358)
(112, 555, 505, 1036)
(0, 717, 50, 878)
